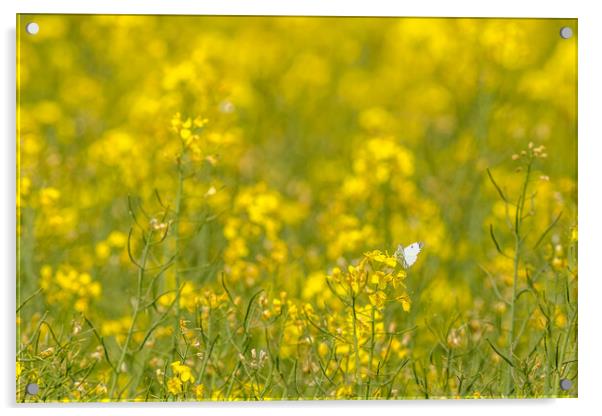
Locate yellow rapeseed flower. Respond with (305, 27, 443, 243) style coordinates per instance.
(171, 361, 195, 383)
(40, 187, 60, 206)
(107, 231, 127, 248)
(194, 384, 205, 400)
(167, 377, 183, 395)
(95, 242, 111, 260)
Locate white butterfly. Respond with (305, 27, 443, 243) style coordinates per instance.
(394, 242, 424, 269)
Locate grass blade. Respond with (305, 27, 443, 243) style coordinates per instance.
(490, 224, 509, 258)
(533, 211, 563, 249)
(487, 168, 508, 202)
(486, 338, 514, 368)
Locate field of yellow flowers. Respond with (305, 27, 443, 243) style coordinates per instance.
(16, 15, 577, 401)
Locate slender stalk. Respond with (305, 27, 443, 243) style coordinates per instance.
(110, 230, 153, 397)
(445, 347, 453, 396)
(506, 231, 520, 395)
(171, 146, 185, 361)
(553, 300, 578, 396)
(506, 160, 532, 395)
(365, 307, 376, 399)
(350, 293, 362, 393)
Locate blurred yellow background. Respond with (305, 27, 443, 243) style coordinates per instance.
(17, 16, 577, 401)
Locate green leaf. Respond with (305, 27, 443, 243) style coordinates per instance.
(486, 338, 514, 368)
(533, 211, 563, 249)
(487, 168, 508, 202)
(489, 224, 509, 258)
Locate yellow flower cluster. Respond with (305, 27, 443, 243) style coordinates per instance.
(101, 316, 141, 345)
(223, 183, 302, 285)
(39, 265, 101, 312)
(95, 230, 128, 262)
(166, 361, 196, 396)
(353, 137, 414, 185)
(327, 250, 410, 312)
(158, 284, 229, 313)
(30, 187, 78, 239)
(171, 113, 211, 163)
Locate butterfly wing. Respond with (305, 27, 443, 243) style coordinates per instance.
(402, 242, 423, 267)
(394, 244, 407, 268)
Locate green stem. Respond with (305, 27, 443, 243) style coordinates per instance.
(365, 306, 376, 399)
(110, 231, 153, 398)
(351, 294, 362, 393)
(172, 149, 185, 360)
(506, 232, 520, 395)
(553, 303, 578, 396)
(506, 160, 531, 395)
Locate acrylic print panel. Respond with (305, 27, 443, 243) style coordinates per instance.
(16, 15, 577, 402)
